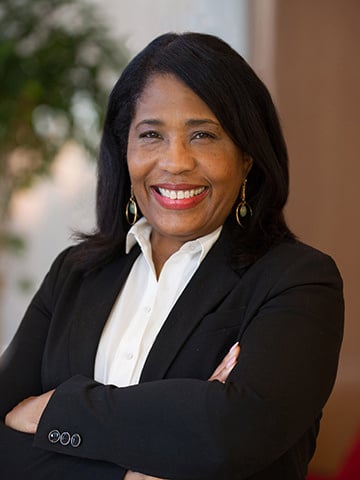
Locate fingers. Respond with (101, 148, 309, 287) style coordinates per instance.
(4, 390, 55, 434)
(124, 473, 143, 480)
(124, 472, 164, 480)
(208, 342, 240, 383)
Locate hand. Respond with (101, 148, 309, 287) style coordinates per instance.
(208, 341, 240, 383)
(5, 389, 55, 434)
(124, 471, 165, 480)
(123, 346, 240, 480)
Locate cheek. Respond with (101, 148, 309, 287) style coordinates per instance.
(127, 158, 140, 181)
(217, 168, 245, 209)
(127, 147, 147, 183)
(213, 159, 244, 191)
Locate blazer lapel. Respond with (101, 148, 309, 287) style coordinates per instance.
(140, 229, 248, 382)
(68, 246, 141, 377)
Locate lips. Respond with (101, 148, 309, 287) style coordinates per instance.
(151, 184, 209, 210)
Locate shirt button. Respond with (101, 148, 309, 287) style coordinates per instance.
(60, 431, 71, 446)
(144, 306, 151, 313)
(125, 352, 134, 360)
(48, 429, 60, 444)
(71, 433, 82, 448)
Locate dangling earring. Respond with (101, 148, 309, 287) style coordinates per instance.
(236, 179, 253, 227)
(125, 185, 138, 225)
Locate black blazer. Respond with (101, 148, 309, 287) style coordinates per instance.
(0, 228, 344, 480)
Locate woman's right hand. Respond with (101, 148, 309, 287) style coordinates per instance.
(124, 343, 240, 480)
(208, 342, 240, 383)
(124, 472, 164, 480)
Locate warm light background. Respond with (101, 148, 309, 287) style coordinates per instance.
(251, 0, 360, 475)
(1, 0, 359, 476)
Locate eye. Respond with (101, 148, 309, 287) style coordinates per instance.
(139, 130, 162, 139)
(192, 131, 216, 140)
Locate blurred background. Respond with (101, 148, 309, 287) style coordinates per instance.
(0, 0, 359, 477)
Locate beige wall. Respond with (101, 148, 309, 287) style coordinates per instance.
(251, 0, 360, 475)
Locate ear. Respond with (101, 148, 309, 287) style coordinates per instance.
(243, 154, 254, 178)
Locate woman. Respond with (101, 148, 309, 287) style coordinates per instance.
(0, 33, 343, 479)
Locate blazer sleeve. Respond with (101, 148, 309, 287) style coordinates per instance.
(0, 248, 71, 419)
(32, 246, 344, 480)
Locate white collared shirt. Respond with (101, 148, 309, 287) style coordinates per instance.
(94, 217, 222, 387)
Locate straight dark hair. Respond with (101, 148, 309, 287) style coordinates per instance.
(75, 32, 294, 269)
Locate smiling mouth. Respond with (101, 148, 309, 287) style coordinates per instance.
(156, 186, 207, 200)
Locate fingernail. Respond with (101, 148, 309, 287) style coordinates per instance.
(229, 341, 239, 353)
(226, 357, 237, 368)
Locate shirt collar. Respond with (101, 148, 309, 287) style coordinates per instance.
(126, 217, 222, 264)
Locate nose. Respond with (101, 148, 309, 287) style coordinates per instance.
(158, 138, 196, 174)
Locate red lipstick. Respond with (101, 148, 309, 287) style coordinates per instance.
(151, 184, 209, 210)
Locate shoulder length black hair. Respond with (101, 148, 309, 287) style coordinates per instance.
(75, 32, 294, 270)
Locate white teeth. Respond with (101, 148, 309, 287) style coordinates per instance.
(158, 187, 206, 199)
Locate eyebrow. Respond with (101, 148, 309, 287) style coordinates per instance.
(135, 119, 163, 129)
(185, 118, 220, 127)
(134, 118, 220, 129)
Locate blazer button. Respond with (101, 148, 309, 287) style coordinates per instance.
(70, 433, 82, 448)
(48, 429, 60, 444)
(59, 431, 71, 446)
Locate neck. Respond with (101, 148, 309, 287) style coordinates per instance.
(150, 234, 185, 278)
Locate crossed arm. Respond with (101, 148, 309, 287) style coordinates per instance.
(1, 244, 344, 479)
(5, 342, 240, 479)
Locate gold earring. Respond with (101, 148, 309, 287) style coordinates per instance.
(236, 179, 253, 227)
(125, 186, 138, 225)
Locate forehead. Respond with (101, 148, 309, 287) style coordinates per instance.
(132, 73, 216, 120)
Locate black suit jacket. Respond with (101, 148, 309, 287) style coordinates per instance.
(0, 228, 344, 480)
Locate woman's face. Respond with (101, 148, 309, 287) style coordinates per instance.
(127, 74, 252, 246)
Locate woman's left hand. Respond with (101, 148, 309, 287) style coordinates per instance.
(4, 342, 239, 458)
(5, 396, 163, 480)
(5, 389, 55, 434)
